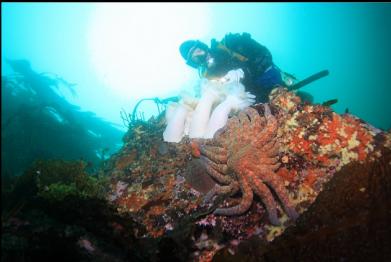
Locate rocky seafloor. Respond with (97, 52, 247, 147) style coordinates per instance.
(2, 87, 390, 262)
(105, 87, 391, 261)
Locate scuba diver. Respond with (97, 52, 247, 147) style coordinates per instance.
(179, 32, 285, 103)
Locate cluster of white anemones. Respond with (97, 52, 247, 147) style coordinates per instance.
(163, 69, 255, 143)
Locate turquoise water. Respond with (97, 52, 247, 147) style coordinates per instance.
(2, 3, 391, 130)
(207, 3, 391, 130)
(2, 3, 391, 129)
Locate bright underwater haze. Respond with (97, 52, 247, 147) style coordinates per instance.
(2, 2, 391, 131)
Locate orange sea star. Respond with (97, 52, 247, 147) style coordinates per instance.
(199, 105, 298, 225)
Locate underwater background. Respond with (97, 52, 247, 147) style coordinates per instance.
(3, 3, 391, 127)
(2, 3, 391, 261)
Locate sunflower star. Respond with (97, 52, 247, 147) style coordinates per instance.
(199, 105, 298, 225)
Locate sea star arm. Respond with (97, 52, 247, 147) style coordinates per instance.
(256, 152, 280, 166)
(214, 173, 253, 216)
(257, 168, 299, 221)
(255, 105, 278, 145)
(245, 107, 264, 130)
(199, 145, 228, 164)
(203, 182, 240, 204)
(200, 156, 231, 184)
(237, 111, 251, 129)
(248, 171, 280, 225)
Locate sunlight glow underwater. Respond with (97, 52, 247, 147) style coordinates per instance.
(87, 3, 211, 105)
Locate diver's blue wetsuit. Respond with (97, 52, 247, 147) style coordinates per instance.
(252, 65, 284, 102)
(255, 65, 283, 89)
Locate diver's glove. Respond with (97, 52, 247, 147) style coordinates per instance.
(220, 69, 245, 84)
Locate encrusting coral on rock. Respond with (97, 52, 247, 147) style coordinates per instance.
(105, 86, 391, 261)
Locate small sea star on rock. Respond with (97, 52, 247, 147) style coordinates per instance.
(199, 105, 298, 225)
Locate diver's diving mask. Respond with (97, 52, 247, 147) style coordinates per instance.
(189, 47, 208, 67)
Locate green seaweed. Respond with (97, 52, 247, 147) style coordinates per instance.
(2, 59, 125, 176)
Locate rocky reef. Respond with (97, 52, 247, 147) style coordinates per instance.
(104, 87, 391, 261)
(3, 87, 389, 261)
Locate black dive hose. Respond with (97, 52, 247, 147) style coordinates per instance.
(288, 70, 329, 91)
